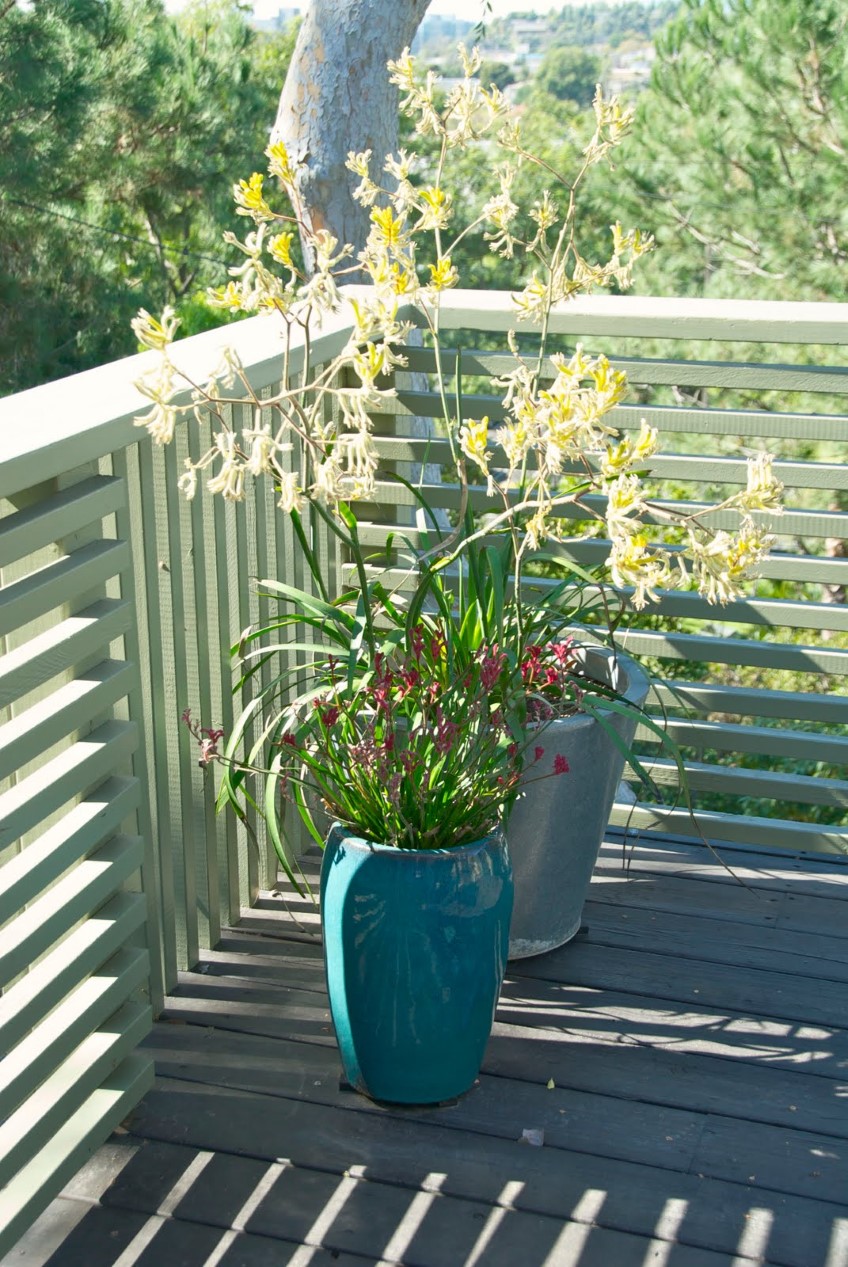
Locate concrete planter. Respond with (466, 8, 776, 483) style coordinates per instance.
(506, 644, 650, 960)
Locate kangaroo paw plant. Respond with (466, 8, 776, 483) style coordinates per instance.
(134, 45, 784, 1101)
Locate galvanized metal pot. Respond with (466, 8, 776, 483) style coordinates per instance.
(320, 823, 513, 1104)
(507, 645, 649, 959)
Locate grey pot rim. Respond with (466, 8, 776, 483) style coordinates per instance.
(526, 643, 650, 732)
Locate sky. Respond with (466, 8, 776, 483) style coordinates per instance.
(165, 1, 616, 21)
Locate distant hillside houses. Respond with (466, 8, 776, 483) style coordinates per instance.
(605, 44, 656, 95)
(248, 5, 662, 101)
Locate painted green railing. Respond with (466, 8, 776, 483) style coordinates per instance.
(0, 311, 350, 1252)
(374, 293, 848, 857)
(0, 292, 845, 1252)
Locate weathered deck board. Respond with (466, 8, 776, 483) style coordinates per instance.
(17, 838, 848, 1267)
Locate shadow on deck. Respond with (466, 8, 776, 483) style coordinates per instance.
(13, 838, 848, 1267)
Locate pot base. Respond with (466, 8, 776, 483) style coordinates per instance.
(508, 914, 582, 960)
(321, 825, 513, 1105)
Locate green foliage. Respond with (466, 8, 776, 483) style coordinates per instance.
(617, 0, 848, 302)
(0, 0, 295, 395)
(547, 1, 680, 49)
(534, 45, 602, 106)
(478, 59, 515, 92)
(219, 498, 655, 874)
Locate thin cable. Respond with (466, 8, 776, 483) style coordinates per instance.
(2, 193, 231, 266)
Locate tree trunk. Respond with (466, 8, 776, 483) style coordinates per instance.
(273, 0, 447, 528)
(272, 0, 432, 267)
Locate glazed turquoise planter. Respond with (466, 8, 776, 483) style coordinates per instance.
(320, 823, 513, 1105)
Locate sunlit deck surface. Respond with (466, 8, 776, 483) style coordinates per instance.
(19, 837, 848, 1267)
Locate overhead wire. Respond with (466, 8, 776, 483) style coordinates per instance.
(1, 193, 231, 267)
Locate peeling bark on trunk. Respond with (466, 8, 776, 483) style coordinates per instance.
(272, 0, 432, 267)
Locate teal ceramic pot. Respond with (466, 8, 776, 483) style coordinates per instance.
(320, 823, 513, 1105)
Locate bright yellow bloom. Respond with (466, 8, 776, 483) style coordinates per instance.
(268, 231, 295, 269)
(427, 257, 459, 291)
(601, 420, 659, 479)
(689, 518, 774, 604)
(132, 307, 179, 351)
(352, 342, 391, 388)
(606, 474, 645, 534)
(590, 356, 628, 410)
(609, 533, 672, 610)
(207, 281, 245, 311)
(233, 172, 274, 220)
(513, 274, 548, 321)
(459, 416, 491, 476)
(418, 185, 451, 229)
(265, 140, 297, 186)
(742, 451, 784, 514)
(370, 205, 407, 251)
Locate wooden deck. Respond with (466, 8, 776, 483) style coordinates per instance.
(13, 837, 848, 1267)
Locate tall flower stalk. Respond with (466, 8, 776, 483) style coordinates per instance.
(133, 46, 784, 868)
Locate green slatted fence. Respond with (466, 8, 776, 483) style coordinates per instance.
(0, 465, 155, 1254)
(0, 291, 845, 1255)
(356, 292, 848, 858)
(0, 310, 350, 1253)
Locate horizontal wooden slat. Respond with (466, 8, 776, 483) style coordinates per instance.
(0, 892, 146, 1053)
(637, 718, 848, 766)
(355, 520, 848, 587)
(364, 473, 846, 541)
(0, 539, 131, 639)
(613, 628, 848, 676)
(370, 434, 848, 494)
(0, 777, 139, 921)
(0, 1052, 154, 1259)
(362, 524, 846, 587)
(341, 559, 847, 634)
(0, 300, 360, 501)
(610, 802, 848, 856)
(551, 540, 848, 587)
(636, 757, 848, 809)
(418, 289, 848, 345)
(0, 660, 133, 783)
(623, 588, 848, 633)
(650, 681, 848, 725)
(0, 598, 133, 710)
(0, 475, 125, 569)
(388, 383, 848, 444)
(0, 720, 137, 845)
(0, 835, 144, 986)
(609, 401, 848, 445)
(0, 947, 149, 1123)
(0, 1000, 151, 1189)
(404, 342, 848, 397)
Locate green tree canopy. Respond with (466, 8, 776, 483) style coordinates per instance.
(478, 59, 515, 92)
(548, 1, 680, 49)
(618, 0, 848, 301)
(534, 44, 601, 106)
(0, 0, 295, 394)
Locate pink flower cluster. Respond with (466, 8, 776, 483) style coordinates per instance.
(532, 744, 570, 775)
(182, 708, 225, 767)
(521, 638, 583, 723)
